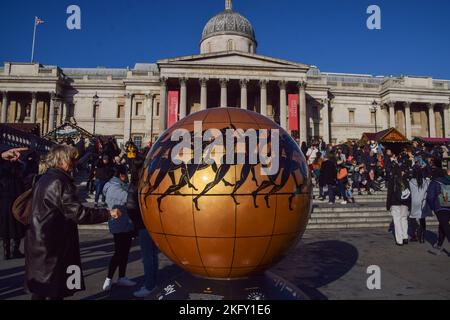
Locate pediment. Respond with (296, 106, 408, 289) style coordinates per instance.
(158, 51, 309, 71)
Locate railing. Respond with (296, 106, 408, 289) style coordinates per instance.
(433, 81, 449, 90)
(0, 124, 56, 154)
(381, 78, 405, 91)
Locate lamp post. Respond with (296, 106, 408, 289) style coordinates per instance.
(92, 93, 99, 136)
(370, 100, 378, 133)
(53, 94, 62, 141)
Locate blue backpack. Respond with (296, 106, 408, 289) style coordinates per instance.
(437, 181, 450, 208)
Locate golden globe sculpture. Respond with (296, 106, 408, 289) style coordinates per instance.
(139, 108, 312, 279)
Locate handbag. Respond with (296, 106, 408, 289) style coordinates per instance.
(12, 175, 38, 226)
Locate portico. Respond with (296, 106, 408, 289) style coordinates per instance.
(381, 100, 449, 139)
(157, 52, 309, 138)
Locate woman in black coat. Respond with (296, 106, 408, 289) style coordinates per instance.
(320, 153, 337, 204)
(0, 161, 26, 260)
(25, 145, 121, 300)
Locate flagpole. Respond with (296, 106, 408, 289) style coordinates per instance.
(31, 17, 37, 62)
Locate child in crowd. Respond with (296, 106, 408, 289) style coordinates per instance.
(345, 183, 355, 204)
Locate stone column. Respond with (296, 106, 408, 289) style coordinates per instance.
(427, 103, 436, 137)
(60, 100, 64, 124)
(159, 77, 168, 133)
(322, 98, 330, 144)
(179, 78, 187, 119)
(443, 103, 450, 138)
(1, 92, 8, 123)
(200, 78, 208, 110)
(298, 81, 308, 143)
(61, 100, 69, 124)
(30, 92, 37, 123)
(259, 79, 268, 116)
(279, 81, 287, 130)
(220, 78, 228, 108)
(381, 105, 389, 130)
(388, 101, 396, 128)
(48, 92, 56, 131)
(404, 101, 412, 139)
(124, 93, 133, 141)
(145, 93, 155, 143)
(240, 79, 248, 110)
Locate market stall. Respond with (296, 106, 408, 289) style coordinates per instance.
(360, 128, 410, 154)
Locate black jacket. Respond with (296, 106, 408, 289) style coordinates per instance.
(126, 183, 145, 230)
(25, 168, 110, 298)
(0, 161, 25, 239)
(386, 177, 412, 211)
(95, 160, 113, 181)
(320, 160, 337, 186)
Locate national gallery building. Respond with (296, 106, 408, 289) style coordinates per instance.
(1, 0, 449, 147)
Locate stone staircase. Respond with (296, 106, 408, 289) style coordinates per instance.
(74, 172, 439, 231)
(308, 188, 439, 230)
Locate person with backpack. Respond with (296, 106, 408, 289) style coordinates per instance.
(409, 166, 432, 243)
(426, 166, 450, 255)
(337, 160, 349, 204)
(386, 164, 412, 246)
(312, 151, 323, 189)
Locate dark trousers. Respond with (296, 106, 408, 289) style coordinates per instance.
(319, 185, 324, 198)
(3, 238, 21, 255)
(437, 224, 446, 247)
(327, 184, 335, 203)
(94, 178, 108, 203)
(435, 212, 450, 245)
(409, 218, 426, 233)
(138, 229, 158, 290)
(108, 232, 133, 279)
(337, 181, 347, 201)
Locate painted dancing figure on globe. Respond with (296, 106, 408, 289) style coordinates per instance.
(251, 134, 306, 211)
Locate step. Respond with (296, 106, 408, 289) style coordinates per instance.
(312, 198, 386, 204)
(309, 216, 394, 224)
(312, 205, 388, 213)
(310, 211, 391, 218)
(312, 189, 387, 193)
(307, 222, 390, 230)
(307, 220, 439, 230)
(312, 194, 387, 199)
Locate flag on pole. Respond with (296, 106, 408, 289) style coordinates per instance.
(31, 16, 44, 62)
(35, 17, 44, 25)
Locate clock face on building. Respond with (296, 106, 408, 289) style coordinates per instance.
(138, 108, 312, 279)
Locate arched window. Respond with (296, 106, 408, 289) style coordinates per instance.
(227, 39, 233, 51)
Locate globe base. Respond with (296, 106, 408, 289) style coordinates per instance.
(149, 271, 309, 300)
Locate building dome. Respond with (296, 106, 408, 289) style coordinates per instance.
(201, 10, 256, 43)
(200, 0, 257, 54)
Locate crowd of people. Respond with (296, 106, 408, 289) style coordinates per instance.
(302, 138, 450, 251)
(0, 137, 156, 300)
(0, 134, 449, 300)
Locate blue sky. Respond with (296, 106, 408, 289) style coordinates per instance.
(1, 0, 449, 78)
